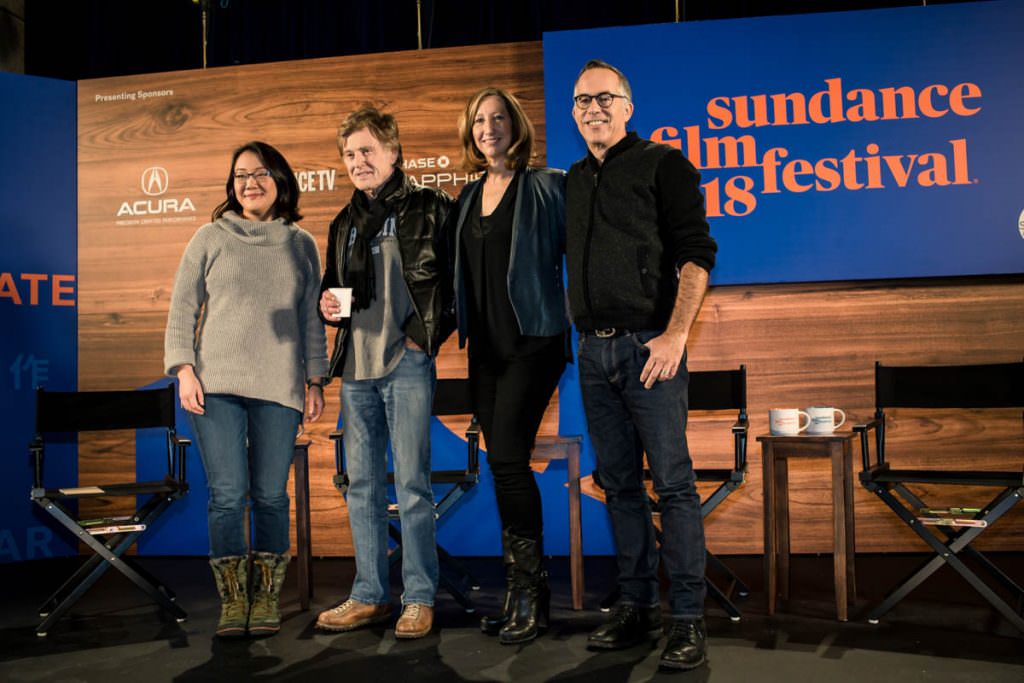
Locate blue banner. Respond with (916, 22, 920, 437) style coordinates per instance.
(0, 73, 78, 562)
(543, 1, 1024, 285)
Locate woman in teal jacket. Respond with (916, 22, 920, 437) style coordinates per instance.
(452, 87, 570, 644)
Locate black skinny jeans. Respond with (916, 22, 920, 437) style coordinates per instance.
(471, 340, 566, 544)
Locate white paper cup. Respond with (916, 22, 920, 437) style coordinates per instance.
(327, 287, 352, 319)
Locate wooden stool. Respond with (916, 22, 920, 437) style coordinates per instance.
(531, 435, 584, 610)
(758, 433, 856, 621)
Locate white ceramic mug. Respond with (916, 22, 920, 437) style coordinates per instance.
(327, 287, 353, 320)
(806, 406, 847, 435)
(769, 408, 811, 436)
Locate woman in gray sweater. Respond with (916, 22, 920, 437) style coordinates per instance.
(164, 141, 328, 638)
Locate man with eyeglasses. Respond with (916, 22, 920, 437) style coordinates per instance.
(565, 59, 717, 670)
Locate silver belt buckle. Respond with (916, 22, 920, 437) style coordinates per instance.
(594, 328, 617, 338)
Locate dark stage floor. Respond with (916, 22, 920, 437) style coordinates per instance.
(1, 554, 1022, 682)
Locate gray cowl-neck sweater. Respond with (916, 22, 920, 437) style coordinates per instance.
(164, 211, 328, 412)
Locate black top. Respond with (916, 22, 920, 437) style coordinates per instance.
(461, 172, 559, 362)
(565, 132, 717, 331)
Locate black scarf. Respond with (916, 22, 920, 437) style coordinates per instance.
(345, 169, 405, 311)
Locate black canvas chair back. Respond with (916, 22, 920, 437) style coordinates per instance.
(595, 366, 751, 620)
(36, 387, 177, 433)
(856, 360, 1024, 633)
(29, 384, 190, 636)
(332, 378, 481, 610)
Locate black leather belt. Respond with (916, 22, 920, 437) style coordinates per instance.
(586, 328, 631, 338)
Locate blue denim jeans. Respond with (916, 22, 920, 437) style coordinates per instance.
(578, 330, 706, 619)
(342, 348, 438, 606)
(189, 394, 302, 558)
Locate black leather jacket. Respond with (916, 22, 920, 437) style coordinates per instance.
(319, 173, 455, 376)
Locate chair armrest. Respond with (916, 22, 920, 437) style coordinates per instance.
(852, 418, 881, 434)
(465, 418, 481, 474)
(853, 418, 882, 472)
(731, 417, 749, 471)
(169, 432, 191, 485)
(329, 428, 349, 492)
(29, 437, 44, 489)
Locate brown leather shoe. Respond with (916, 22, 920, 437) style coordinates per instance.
(316, 598, 391, 632)
(395, 603, 433, 639)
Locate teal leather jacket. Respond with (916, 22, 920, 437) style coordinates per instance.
(452, 166, 570, 347)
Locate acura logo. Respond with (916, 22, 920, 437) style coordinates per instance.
(141, 167, 169, 196)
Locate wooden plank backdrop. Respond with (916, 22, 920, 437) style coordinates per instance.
(77, 41, 1024, 558)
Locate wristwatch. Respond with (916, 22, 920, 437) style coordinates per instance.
(306, 379, 324, 389)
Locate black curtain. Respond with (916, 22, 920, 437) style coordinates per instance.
(25, 0, 976, 81)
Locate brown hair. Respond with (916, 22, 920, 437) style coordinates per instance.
(337, 105, 403, 166)
(458, 87, 535, 172)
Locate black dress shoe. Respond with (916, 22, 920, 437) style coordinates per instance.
(587, 604, 662, 650)
(659, 618, 708, 670)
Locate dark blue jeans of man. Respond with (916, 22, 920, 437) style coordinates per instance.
(578, 330, 706, 619)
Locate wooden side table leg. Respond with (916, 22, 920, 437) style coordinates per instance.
(762, 441, 777, 615)
(842, 440, 857, 605)
(830, 441, 848, 621)
(776, 456, 791, 602)
(293, 444, 313, 611)
(567, 441, 584, 611)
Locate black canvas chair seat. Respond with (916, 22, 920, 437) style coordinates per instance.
(29, 384, 190, 636)
(856, 360, 1024, 634)
(40, 478, 181, 498)
(597, 366, 751, 620)
(332, 378, 481, 611)
(863, 464, 1024, 488)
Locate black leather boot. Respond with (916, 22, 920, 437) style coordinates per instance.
(481, 529, 517, 635)
(498, 534, 549, 644)
(587, 603, 662, 650)
(659, 618, 708, 670)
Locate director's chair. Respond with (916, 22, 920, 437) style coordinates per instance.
(856, 360, 1024, 633)
(29, 384, 190, 636)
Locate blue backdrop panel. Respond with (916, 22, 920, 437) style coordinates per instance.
(543, 1, 1024, 285)
(0, 73, 78, 563)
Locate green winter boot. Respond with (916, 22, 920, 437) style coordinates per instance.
(210, 555, 249, 638)
(249, 552, 290, 636)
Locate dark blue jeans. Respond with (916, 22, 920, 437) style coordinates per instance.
(189, 394, 302, 558)
(578, 330, 706, 619)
